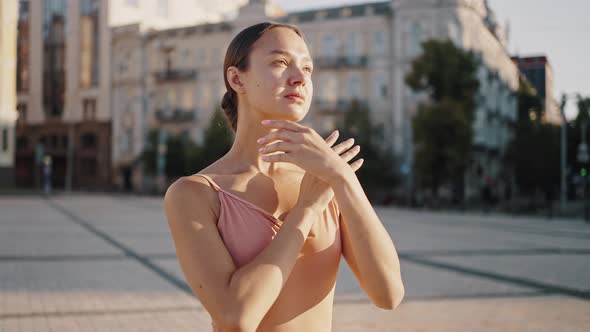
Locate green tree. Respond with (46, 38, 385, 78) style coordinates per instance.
(336, 100, 398, 203)
(199, 108, 234, 168)
(569, 96, 590, 188)
(507, 80, 560, 205)
(142, 129, 200, 178)
(405, 39, 480, 200)
(141, 129, 159, 176)
(405, 39, 480, 120)
(413, 99, 472, 196)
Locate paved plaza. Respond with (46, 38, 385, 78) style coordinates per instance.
(0, 193, 589, 331)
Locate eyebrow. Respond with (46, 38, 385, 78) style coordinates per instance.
(268, 49, 313, 63)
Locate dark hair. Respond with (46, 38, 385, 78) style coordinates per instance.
(221, 22, 304, 132)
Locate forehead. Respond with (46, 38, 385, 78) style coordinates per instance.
(251, 27, 310, 58)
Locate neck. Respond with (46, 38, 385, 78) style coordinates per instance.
(224, 106, 295, 177)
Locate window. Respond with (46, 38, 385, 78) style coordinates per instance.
(17, 103, 27, 123)
(121, 129, 132, 152)
(409, 22, 424, 56)
(1, 128, 8, 152)
(346, 32, 361, 57)
(183, 88, 194, 109)
(375, 75, 388, 99)
(83, 99, 96, 120)
(81, 133, 97, 149)
(17, 0, 30, 92)
(80, 0, 100, 87)
(348, 75, 361, 99)
(321, 34, 338, 56)
(43, 0, 68, 118)
(322, 74, 338, 102)
(373, 30, 386, 54)
(196, 48, 207, 67)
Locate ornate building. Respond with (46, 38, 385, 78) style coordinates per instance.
(14, 0, 111, 190)
(0, 0, 18, 187)
(111, 0, 521, 199)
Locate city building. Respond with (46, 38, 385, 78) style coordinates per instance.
(15, 0, 520, 196)
(14, 0, 111, 190)
(111, 0, 520, 198)
(14, 0, 244, 191)
(0, 0, 19, 188)
(512, 55, 560, 124)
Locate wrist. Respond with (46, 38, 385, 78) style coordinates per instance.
(326, 165, 355, 187)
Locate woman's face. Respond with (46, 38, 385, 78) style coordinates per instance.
(237, 27, 314, 122)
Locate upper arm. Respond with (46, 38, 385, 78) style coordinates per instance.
(163, 177, 237, 324)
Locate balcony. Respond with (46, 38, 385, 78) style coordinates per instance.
(153, 69, 197, 82)
(314, 55, 368, 69)
(314, 99, 368, 115)
(155, 109, 195, 123)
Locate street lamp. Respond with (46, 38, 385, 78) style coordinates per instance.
(578, 118, 589, 222)
(559, 93, 580, 212)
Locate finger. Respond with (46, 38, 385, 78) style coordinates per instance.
(261, 119, 307, 132)
(325, 130, 339, 147)
(260, 141, 298, 154)
(341, 145, 361, 162)
(258, 129, 302, 144)
(350, 158, 364, 172)
(333, 138, 355, 154)
(261, 152, 293, 163)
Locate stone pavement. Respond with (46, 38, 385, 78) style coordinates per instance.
(0, 194, 589, 331)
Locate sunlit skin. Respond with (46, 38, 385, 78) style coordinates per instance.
(164, 26, 404, 331)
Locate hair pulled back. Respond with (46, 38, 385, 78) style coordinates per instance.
(221, 22, 304, 132)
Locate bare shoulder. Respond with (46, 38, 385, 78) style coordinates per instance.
(164, 175, 220, 223)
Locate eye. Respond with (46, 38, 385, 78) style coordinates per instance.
(303, 66, 313, 73)
(274, 59, 288, 66)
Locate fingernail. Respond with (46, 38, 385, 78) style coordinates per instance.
(258, 147, 265, 152)
(261, 120, 271, 125)
(257, 138, 263, 143)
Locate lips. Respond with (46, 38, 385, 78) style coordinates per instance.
(284, 93, 305, 102)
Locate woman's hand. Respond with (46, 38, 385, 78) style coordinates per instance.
(293, 129, 364, 213)
(257, 119, 363, 186)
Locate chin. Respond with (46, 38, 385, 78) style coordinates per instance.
(279, 105, 309, 122)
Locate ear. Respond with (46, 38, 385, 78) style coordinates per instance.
(227, 66, 246, 94)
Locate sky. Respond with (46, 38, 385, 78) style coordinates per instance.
(274, 0, 589, 120)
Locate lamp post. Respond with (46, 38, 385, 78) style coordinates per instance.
(559, 95, 568, 212)
(559, 93, 581, 212)
(577, 119, 589, 222)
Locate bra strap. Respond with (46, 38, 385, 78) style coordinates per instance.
(194, 174, 222, 192)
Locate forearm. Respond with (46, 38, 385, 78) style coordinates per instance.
(331, 170, 404, 308)
(227, 206, 319, 330)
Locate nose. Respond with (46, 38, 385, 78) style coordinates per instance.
(288, 66, 306, 87)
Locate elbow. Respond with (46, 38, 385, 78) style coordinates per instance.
(374, 282, 405, 310)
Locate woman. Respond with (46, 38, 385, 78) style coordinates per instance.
(164, 22, 404, 331)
